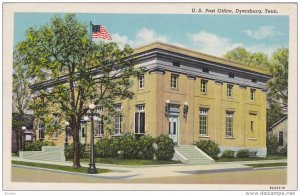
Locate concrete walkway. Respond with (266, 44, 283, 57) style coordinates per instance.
(11, 157, 287, 180)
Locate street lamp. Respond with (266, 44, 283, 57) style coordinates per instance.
(21, 126, 26, 150)
(64, 121, 70, 149)
(165, 99, 170, 117)
(183, 101, 189, 119)
(87, 103, 97, 174)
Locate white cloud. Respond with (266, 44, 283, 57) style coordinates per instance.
(187, 31, 243, 56)
(243, 26, 282, 40)
(111, 27, 168, 48)
(187, 31, 280, 57)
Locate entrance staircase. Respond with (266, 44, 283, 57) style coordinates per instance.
(174, 145, 215, 164)
(19, 146, 65, 162)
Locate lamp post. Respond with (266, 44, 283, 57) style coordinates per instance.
(87, 103, 97, 174)
(64, 121, 70, 149)
(21, 126, 26, 150)
(183, 101, 189, 119)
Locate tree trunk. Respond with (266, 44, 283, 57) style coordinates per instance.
(72, 121, 81, 168)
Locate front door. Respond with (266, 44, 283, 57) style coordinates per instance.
(169, 116, 179, 145)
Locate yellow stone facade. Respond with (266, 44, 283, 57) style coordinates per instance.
(34, 42, 271, 157)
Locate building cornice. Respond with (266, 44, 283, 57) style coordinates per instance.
(133, 42, 271, 76)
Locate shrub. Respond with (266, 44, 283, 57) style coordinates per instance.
(267, 134, 280, 155)
(111, 133, 138, 159)
(195, 140, 220, 159)
(236, 149, 250, 158)
(221, 150, 235, 158)
(64, 143, 86, 161)
(278, 145, 287, 156)
(95, 137, 111, 158)
(154, 134, 175, 160)
(137, 135, 155, 160)
(23, 141, 55, 151)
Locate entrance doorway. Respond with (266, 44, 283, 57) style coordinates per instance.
(169, 115, 179, 145)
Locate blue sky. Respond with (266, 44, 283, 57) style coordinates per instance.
(14, 13, 289, 57)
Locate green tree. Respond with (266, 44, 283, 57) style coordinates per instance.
(267, 48, 288, 113)
(224, 47, 269, 68)
(224, 47, 288, 128)
(15, 14, 141, 168)
(13, 50, 31, 115)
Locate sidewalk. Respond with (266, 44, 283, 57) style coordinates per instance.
(11, 157, 287, 180)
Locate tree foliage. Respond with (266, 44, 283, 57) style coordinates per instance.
(224, 47, 288, 128)
(267, 48, 288, 113)
(224, 47, 269, 69)
(15, 14, 141, 168)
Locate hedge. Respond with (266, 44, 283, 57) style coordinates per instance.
(221, 150, 235, 158)
(23, 141, 55, 151)
(94, 133, 173, 160)
(195, 140, 220, 159)
(236, 149, 250, 158)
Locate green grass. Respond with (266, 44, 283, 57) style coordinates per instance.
(216, 155, 287, 162)
(80, 157, 181, 165)
(12, 160, 111, 174)
(246, 162, 287, 168)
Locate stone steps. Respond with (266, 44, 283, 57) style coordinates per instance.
(174, 145, 215, 165)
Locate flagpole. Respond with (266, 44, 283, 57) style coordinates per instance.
(89, 21, 92, 41)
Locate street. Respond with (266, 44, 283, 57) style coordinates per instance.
(12, 165, 286, 184)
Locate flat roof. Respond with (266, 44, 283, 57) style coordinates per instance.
(134, 42, 271, 76)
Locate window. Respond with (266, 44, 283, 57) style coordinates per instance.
(38, 123, 45, 140)
(171, 74, 178, 89)
(279, 131, 284, 146)
(203, 68, 209, 73)
(226, 112, 234, 137)
(172, 62, 180, 67)
(227, 84, 233, 97)
(138, 75, 144, 89)
(249, 113, 257, 132)
(114, 104, 122, 135)
(135, 104, 145, 134)
(94, 106, 104, 136)
(95, 116, 104, 136)
(229, 73, 235, 78)
(250, 121, 254, 131)
(250, 89, 256, 101)
(81, 126, 86, 138)
(199, 108, 208, 135)
(201, 79, 208, 94)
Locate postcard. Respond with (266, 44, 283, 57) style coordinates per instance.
(2, 2, 298, 193)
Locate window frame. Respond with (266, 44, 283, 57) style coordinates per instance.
(199, 108, 208, 136)
(225, 112, 234, 137)
(114, 104, 122, 135)
(138, 74, 144, 89)
(250, 88, 256, 101)
(171, 74, 179, 89)
(227, 84, 233, 97)
(135, 104, 145, 134)
(200, 79, 208, 94)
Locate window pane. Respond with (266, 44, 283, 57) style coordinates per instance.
(140, 113, 145, 133)
(173, 122, 176, 134)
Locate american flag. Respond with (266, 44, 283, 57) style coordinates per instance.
(92, 24, 112, 40)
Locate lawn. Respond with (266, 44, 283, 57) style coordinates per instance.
(246, 162, 287, 168)
(216, 155, 287, 162)
(80, 157, 181, 165)
(12, 160, 111, 174)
